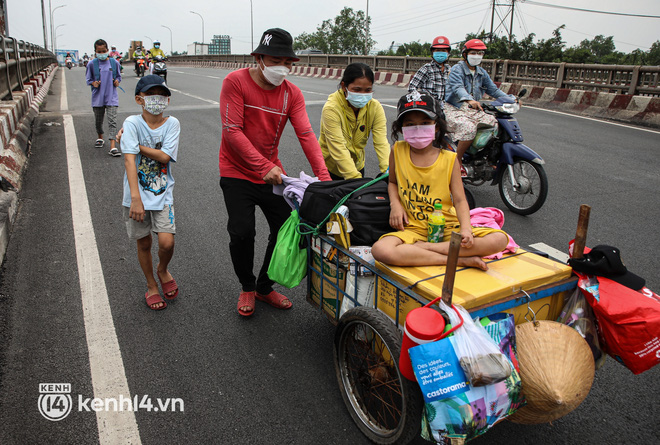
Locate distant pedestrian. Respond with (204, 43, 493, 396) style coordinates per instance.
(85, 38, 122, 157)
(121, 75, 180, 310)
(219, 27, 331, 317)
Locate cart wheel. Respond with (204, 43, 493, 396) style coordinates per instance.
(334, 307, 423, 444)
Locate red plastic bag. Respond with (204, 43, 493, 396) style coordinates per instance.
(575, 272, 660, 375)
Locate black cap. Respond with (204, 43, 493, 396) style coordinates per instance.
(135, 74, 171, 96)
(251, 28, 300, 61)
(569, 245, 645, 291)
(396, 90, 439, 121)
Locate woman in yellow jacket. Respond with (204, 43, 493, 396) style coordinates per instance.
(319, 63, 390, 180)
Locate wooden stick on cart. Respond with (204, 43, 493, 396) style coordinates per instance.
(441, 231, 463, 305)
(573, 204, 591, 259)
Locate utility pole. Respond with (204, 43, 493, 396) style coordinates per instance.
(365, 0, 370, 55)
(509, 0, 516, 49)
(489, 0, 517, 47)
(1, 0, 8, 35)
(489, 0, 496, 43)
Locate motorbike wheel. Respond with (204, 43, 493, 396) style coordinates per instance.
(139, 66, 145, 77)
(463, 186, 476, 210)
(498, 158, 548, 215)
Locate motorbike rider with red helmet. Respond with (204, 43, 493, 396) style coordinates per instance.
(444, 39, 513, 164)
(408, 35, 452, 104)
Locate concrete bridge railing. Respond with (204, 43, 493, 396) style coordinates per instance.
(169, 54, 659, 97)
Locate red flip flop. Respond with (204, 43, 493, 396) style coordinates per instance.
(145, 292, 167, 310)
(238, 291, 255, 317)
(256, 290, 292, 310)
(159, 275, 179, 300)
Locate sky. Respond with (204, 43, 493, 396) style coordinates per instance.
(6, 0, 660, 56)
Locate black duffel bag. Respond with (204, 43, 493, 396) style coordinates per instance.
(299, 175, 392, 246)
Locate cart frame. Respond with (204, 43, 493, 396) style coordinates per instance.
(305, 233, 577, 445)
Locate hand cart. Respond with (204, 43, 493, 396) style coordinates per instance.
(304, 208, 585, 445)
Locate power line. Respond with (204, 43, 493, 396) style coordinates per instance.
(372, 5, 489, 36)
(524, 1, 660, 19)
(523, 11, 653, 50)
(369, 0, 481, 32)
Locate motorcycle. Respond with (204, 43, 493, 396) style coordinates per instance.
(152, 56, 167, 82)
(83, 58, 89, 67)
(65, 57, 73, 70)
(447, 89, 548, 215)
(135, 56, 146, 77)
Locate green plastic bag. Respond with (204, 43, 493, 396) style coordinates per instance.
(267, 209, 307, 288)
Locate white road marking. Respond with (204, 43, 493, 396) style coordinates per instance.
(168, 87, 219, 105)
(526, 105, 660, 134)
(529, 242, 569, 263)
(63, 114, 141, 444)
(60, 70, 68, 111)
(170, 69, 222, 80)
(382, 104, 396, 109)
(299, 90, 329, 96)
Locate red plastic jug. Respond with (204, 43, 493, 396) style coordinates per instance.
(399, 296, 464, 381)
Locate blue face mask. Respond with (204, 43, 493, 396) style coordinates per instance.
(345, 90, 373, 109)
(96, 53, 109, 60)
(155, 45, 160, 49)
(433, 51, 449, 64)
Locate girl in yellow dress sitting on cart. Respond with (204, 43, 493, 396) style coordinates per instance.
(371, 90, 509, 271)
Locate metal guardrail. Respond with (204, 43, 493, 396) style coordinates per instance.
(0, 36, 57, 101)
(170, 54, 660, 97)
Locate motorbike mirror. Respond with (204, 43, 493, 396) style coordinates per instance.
(518, 88, 527, 98)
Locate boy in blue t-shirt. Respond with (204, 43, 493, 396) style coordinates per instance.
(121, 75, 180, 310)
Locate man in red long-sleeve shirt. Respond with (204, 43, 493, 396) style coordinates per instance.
(219, 28, 331, 317)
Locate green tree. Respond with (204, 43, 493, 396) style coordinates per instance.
(394, 41, 432, 57)
(535, 25, 565, 62)
(293, 7, 375, 55)
(647, 41, 660, 65)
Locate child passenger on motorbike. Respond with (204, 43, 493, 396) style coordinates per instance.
(444, 39, 514, 165)
(371, 90, 509, 271)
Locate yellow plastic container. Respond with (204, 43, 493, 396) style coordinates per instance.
(375, 249, 576, 327)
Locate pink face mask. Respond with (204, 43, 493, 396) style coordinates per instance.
(402, 124, 436, 149)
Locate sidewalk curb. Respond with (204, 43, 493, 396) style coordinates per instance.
(498, 82, 660, 129)
(0, 64, 58, 263)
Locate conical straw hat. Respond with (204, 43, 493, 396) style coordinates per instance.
(508, 320, 595, 424)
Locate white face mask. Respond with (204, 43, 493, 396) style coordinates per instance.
(260, 58, 289, 86)
(467, 54, 483, 66)
(142, 95, 169, 115)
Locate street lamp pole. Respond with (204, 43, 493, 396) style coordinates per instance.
(41, 0, 48, 49)
(161, 25, 173, 56)
(54, 24, 65, 52)
(190, 11, 204, 44)
(250, 0, 253, 51)
(50, 3, 66, 53)
(144, 36, 153, 48)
